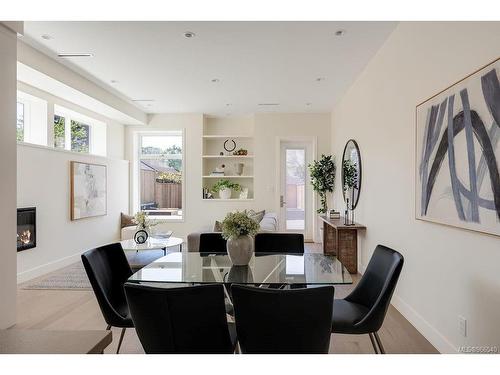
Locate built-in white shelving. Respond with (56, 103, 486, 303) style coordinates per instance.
(202, 116, 255, 200)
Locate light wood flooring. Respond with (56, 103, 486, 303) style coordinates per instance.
(14, 243, 438, 354)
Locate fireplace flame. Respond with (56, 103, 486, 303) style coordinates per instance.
(17, 230, 32, 245)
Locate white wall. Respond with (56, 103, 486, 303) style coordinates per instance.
(0, 24, 18, 328)
(125, 113, 331, 241)
(17, 144, 129, 282)
(331, 22, 500, 353)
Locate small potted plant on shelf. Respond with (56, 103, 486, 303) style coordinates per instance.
(211, 179, 241, 199)
(221, 210, 260, 265)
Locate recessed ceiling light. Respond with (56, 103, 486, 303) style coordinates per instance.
(110, 80, 118, 84)
(316, 77, 325, 82)
(306, 103, 312, 106)
(258, 103, 280, 106)
(211, 78, 220, 83)
(334, 29, 346, 37)
(184, 31, 196, 38)
(41, 34, 53, 40)
(57, 53, 94, 58)
(226, 103, 232, 106)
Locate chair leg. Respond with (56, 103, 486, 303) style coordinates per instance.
(106, 324, 111, 330)
(373, 331, 386, 354)
(116, 328, 126, 354)
(368, 333, 379, 354)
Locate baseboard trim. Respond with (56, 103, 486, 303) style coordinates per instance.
(391, 295, 457, 353)
(17, 252, 82, 284)
(358, 260, 455, 353)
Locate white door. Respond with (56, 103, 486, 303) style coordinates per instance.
(279, 140, 313, 240)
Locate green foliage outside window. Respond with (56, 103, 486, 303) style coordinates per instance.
(16, 102, 24, 142)
(71, 120, 90, 153)
(54, 115, 65, 148)
(156, 171, 182, 184)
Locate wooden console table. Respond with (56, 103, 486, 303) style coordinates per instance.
(319, 215, 366, 274)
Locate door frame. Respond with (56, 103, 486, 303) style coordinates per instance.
(275, 136, 317, 242)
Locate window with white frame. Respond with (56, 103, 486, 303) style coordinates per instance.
(138, 132, 184, 220)
(53, 105, 107, 156)
(16, 91, 48, 146)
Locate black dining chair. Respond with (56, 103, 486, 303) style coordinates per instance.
(81, 243, 134, 354)
(124, 283, 237, 354)
(199, 232, 227, 254)
(231, 284, 334, 353)
(254, 233, 304, 254)
(332, 244, 404, 354)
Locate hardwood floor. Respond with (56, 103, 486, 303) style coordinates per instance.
(14, 243, 438, 354)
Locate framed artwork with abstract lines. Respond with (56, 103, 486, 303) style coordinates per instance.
(416, 57, 500, 236)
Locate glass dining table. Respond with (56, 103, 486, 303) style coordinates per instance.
(127, 252, 353, 286)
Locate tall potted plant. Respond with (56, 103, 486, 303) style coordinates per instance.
(309, 154, 336, 214)
(221, 210, 260, 265)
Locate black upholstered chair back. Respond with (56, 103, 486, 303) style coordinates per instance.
(231, 284, 334, 353)
(346, 244, 404, 332)
(124, 283, 234, 354)
(81, 243, 133, 327)
(254, 233, 304, 253)
(199, 232, 227, 253)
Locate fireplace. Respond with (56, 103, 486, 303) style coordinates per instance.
(17, 207, 36, 251)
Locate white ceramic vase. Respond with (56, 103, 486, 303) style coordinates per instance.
(226, 235, 254, 266)
(219, 188, 232, 199)
(234, 163, 244, 176)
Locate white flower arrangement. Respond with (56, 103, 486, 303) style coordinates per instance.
(133, 211, 158, 232)
(221, 210, 260, 240)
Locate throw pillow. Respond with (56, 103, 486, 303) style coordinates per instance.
(213, 220, 223, 232)
(248, 210, 265, 223)
(121, 212, 135, 229)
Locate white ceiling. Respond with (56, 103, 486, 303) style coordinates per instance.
(22, 21, 397, 116)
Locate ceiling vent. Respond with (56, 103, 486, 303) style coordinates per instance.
(57, 53, 94, 58)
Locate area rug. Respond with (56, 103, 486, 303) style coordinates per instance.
(22, 262, 92, 290)
(21, 250, 166, 291)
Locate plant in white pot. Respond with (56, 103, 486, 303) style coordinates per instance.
(211, 179, 241, 200)
(221, 210, 260, 265)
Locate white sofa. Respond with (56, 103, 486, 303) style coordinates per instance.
(121, 225, 137, 240)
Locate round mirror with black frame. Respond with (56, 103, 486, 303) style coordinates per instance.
(341, 139, 362, 210)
